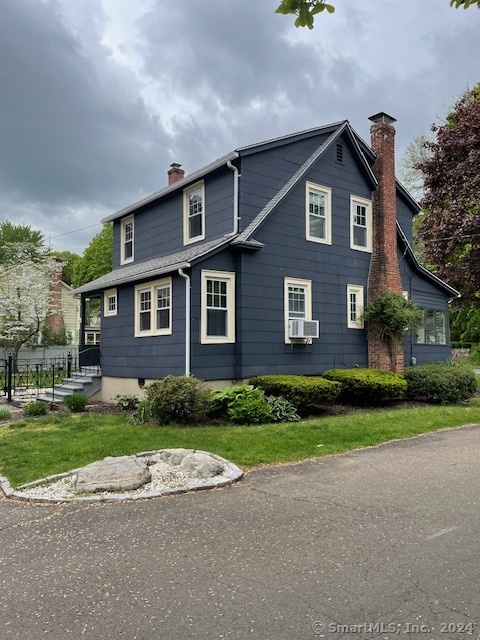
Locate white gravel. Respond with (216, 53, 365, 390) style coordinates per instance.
(16, 453, 240, 501)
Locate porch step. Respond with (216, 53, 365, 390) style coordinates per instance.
(38, 372, 102, 403)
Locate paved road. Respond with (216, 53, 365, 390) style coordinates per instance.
(1, 426, 480, 640)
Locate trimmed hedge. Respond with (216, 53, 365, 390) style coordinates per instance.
(321, 368, 407, 405)
(249, 375, 341, 411)
(403, 363, 477, 404)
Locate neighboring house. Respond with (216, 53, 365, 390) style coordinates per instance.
(73, 114, 459, 400)
(60, 282, 80, 345)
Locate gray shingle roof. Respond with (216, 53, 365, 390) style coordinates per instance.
(71, 237, 231, 295)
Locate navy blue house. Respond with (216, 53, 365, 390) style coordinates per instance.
(74, 114, 458, 400)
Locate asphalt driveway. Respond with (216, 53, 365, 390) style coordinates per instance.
(1, 425, 480, 640)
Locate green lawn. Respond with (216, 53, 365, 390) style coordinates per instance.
(1, 398, 480, 488)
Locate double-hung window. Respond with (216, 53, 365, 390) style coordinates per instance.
(201, 270, 235, 344)
(347, 285, 364, 329)
(121, 216, 134, 264)
(184, 181, 205, 245)
(415, 309, 447, 345)
(284, 277, 312, 343)
(104, 289, 117, 317)
(134, 278, 172, 337)
(350, 196, 372, 252)
(306, 182, 332, 245)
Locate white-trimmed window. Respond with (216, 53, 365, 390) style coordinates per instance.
(306, 182, 332, 244)
(347, 285, 364, 329)
(184, 181, 205, 245)
(104, 289, 117, 317)
(201, 270, 235, 344)
(121, 215, 134, 264)
(350, 196, 372, 252)
(85, 331, 100, 345)
(284, 277, 312, 343)
(415, 309, 447, 345)
(134, 278, 172, 337)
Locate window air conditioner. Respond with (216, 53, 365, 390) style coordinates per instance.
(288, 319, 319, 339)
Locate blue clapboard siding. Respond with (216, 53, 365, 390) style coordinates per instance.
(111, 167, 235, 269)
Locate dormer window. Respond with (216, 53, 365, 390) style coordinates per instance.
(183, 181, 205, 245)
(121, 215, 134, 264)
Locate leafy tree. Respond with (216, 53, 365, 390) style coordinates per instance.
(53, 250, 81, 286)
(0, 257, 60, 365)
(275, 0, 479, 28)
(72, 224, 113, 288)
(397, 134, 432, 202)
(416, 85, 480, 305)
(0, 221, 48, 265)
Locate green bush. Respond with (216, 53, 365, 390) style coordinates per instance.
(145, 375, 212, 425)
(127, 400, 151, 425)
(114, 393, 140, 410)
(266, 395, 300, 422)
(0, 407, 12, 420)
(63, 393, 88, 412)
(211, 384, 258, 417)
(322, 368, 407, 405)
(249, 375, 341, 412)
(23, 401, 48, 416)
(227, 388, 273, 425)
(469, 345, 480, 365)
(403, 363, 477, 404)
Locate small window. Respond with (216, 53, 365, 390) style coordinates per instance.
(336, 143, 343, 163)
(121, 216, 134, 264)
(306, 182, 332, 245)
(134, 278, 172, 337)
(347, 285, 364, 329)
(201, 270, 235, 344)
(284, 277, 312, 343)
(184, 181, 205, 245)
(414, 309, 447, 345)
(85, 331, 100, 345)
(104, 289, 117, 317)
(350, 196, 372, 252)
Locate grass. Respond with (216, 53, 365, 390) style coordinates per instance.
(1, 398, 480, 488)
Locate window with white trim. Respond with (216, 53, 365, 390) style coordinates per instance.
(415, 309, 447, 345)
(347, 285, 364, 329)
(104, 289, 117, 317)
(184, 181, 205, 245)
(134, 278, 172, 337)
(350, 196, 372, 252)
(284, 277, 312, 343)
(201, 270, 235, 344)
(306, 182, 332, 244)
(121, 216, 134, 264)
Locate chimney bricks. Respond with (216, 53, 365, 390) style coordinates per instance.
(168, 163, 185, 186)
(367, 112, 404, 372)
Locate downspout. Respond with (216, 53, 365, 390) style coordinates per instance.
(226, 158, 240, 236)
(178, 268, 191, 377)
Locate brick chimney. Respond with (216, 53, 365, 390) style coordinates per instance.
(168, 162, 185, 186)
(46, 257, 65, 333)
(367, 112, 404, 372)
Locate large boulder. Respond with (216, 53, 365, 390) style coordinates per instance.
(179, 452, 224, 480)
(75, 456, 151, 494)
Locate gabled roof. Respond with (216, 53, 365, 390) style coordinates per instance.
(232, 121, 377, 245)
(396, 222, 460, 298)
(72, 237, 231, 295)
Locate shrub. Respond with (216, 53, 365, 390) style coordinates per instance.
(469, 345, 480, 365)
(249, 375, 341, 412)
(23, 401, 48, 416)
(145, 375, 212, 425)
(211, 384, 258, 417)
(127, 400, 151, 425)
(63, 393, 88, 412)
(114, 393, 140, 410)
(403, 362, 477, 404)
(266, 395, 300, 422)
(321, 368, 407, 405)
(227, 388, 273, 425)
(0, 407, 12, 420)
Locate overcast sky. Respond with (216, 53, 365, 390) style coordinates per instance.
(0, 0, 478, 255)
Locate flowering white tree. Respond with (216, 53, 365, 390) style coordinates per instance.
(0, 255, 61, 366)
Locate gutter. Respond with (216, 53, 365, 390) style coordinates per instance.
(226, 160, 240, 236)
(178, 268, 191, 376)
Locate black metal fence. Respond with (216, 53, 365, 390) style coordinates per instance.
(0, 347, 100, 404)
